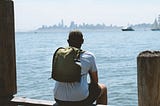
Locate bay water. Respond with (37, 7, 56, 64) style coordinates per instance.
(15, 30, 160, 106)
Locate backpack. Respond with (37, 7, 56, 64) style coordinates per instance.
(51, 47, 84, 82)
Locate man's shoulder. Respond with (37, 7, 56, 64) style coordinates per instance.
(82, 51, 95, 58)
(84, 51, 94, 55)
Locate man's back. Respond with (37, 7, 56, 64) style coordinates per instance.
(54, 51, 97, 101)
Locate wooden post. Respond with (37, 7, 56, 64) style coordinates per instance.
(0, 0, 17, 105)
(137, 51, 160, 106)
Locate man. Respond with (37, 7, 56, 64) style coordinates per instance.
(53, 30, 107, 106)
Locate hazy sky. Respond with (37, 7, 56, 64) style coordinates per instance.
(14, 0, 160, 31)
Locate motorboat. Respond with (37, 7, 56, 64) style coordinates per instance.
(122, 26, 134, 31)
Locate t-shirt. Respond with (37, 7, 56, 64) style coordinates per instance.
(54, 51, 97, 101)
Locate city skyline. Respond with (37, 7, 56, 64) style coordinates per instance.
(14, 0, 160, 31)
(38, 19, 116, 29)
(35, 19, 152, 32)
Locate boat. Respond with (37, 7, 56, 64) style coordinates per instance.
(121, 25, 134, 31)
(151, 15, 160, 31)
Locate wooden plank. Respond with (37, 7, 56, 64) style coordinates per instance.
(11, 97, 108, 106)
(11, 97, 54, 106)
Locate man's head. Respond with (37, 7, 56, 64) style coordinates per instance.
(67, 30, 84, 48)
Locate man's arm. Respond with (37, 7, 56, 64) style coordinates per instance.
(89, 71, 98, 83)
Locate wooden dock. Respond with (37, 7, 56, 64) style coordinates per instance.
(1, 0, 160, 106)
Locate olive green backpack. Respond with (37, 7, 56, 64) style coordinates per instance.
(51, 47, 84, 82)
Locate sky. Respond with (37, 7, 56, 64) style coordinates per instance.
(13, 0, 160, 31)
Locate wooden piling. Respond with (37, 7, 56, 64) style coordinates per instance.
(0, 0, 17, 105)
(137, 51, 160, 106)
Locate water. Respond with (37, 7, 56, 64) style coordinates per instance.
(15, 30, 160, 106)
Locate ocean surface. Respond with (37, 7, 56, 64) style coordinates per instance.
(15, 30, 160, 106)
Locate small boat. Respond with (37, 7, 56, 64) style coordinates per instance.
(122, 25, 134, 31)
(151, 15, 160, 31)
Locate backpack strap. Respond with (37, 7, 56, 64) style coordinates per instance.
(71, 47, 85, 63)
